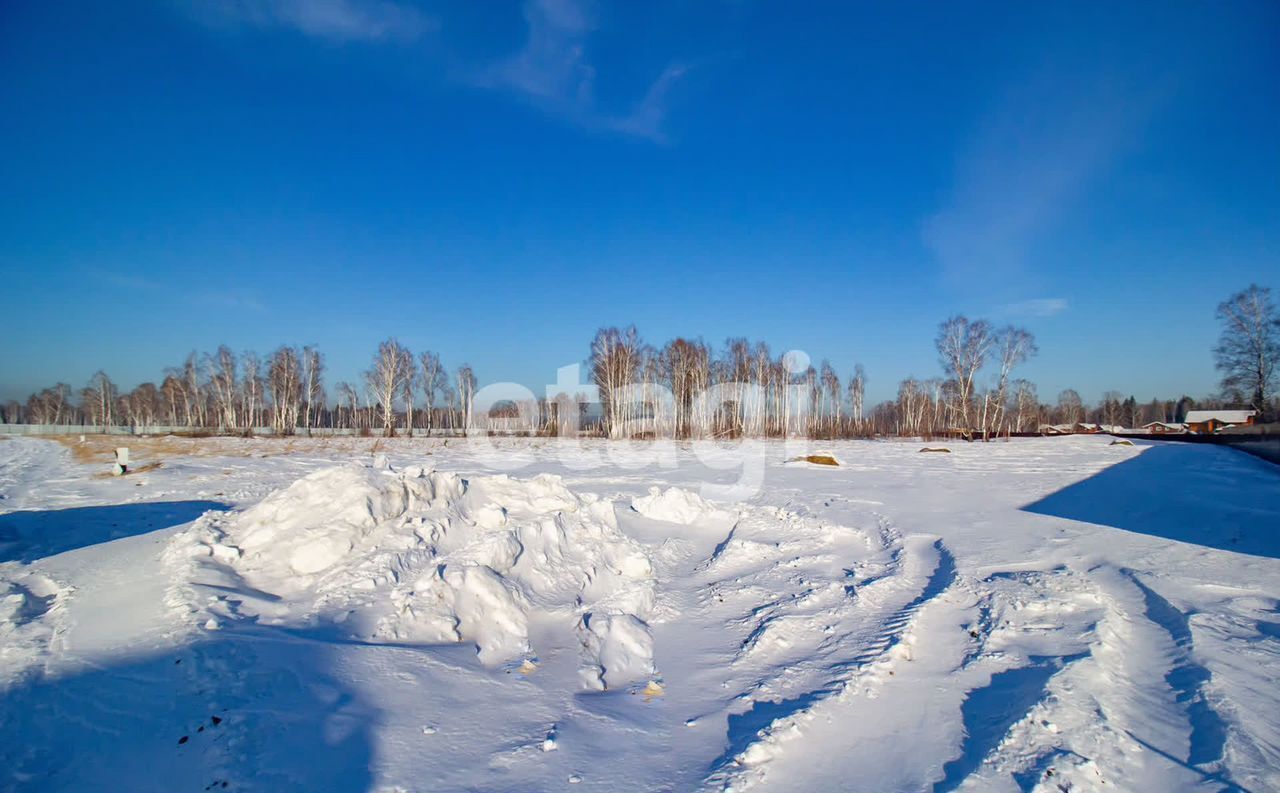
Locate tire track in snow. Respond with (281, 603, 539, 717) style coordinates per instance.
(1123, 570, 1232, 772)
(722, 517, 906, 675)
(946, 564, 1241, 792)
(932, 653, 1088, 793)
(1086, 565, 1233, 788)
(705, 534, 958, 790)
(932, 592, 1096, 793)
(934, 567, 1107, 792)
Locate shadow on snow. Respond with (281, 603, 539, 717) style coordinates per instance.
(933, 653, 1088, 793)
(0, 630, 376, 792)
(1021, 443, 1280, 560)
(0, 500, 228, 563)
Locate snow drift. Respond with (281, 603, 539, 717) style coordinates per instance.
(6, 435, 1278, 793)
(631, 485, 729, 525)
(170, 464, 658, 687)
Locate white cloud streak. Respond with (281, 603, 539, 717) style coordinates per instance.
(924, 74, 1164, 288)
(192, 0, 683, 139)
(477, 0, 685, 141)
(199, 0, 433, 42)
(999, 297, 1069, 318)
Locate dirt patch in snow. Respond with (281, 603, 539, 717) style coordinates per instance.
(785, 454, 843, 467)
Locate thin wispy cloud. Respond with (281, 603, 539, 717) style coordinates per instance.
(195, 0, 433, 42)
(476, 0, 686, 141)
(481, 0, 594, 103)
(923, 72, 1166, 290)
(87, 269, 164, 292)
(605, 64, 688, 139)
(89, 267, 266, 312)
(999, 297, 1068, 318)
(190, 0, 684, 139)
(197, 290, 267, 312)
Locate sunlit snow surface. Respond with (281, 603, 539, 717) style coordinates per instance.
(1, 435, 1278, 792)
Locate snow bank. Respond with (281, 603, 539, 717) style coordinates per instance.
(171, 464, 658, 688)
(630, 486, 727, 525)
(0, 572, 71, 686)
(578, 612, 655, 691)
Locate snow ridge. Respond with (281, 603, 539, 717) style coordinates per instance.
(705, 531, 962, 790)
(167, 464, 659, 689)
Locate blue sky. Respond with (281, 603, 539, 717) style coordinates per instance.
(2, 1, 1277, 405)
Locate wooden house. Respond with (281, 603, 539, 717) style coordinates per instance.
(1140, 421, 1186, 434)
(1183, 409, 1257, 434)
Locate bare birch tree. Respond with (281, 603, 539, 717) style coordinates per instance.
(849, 364, 866, 431)
(819, 361, 841, 436)
(1214, 284, 1279, 413)
(935, 316, 994, 429)
(1057, 389, 1084, 425)
(418, 351, 446, 434)
(302, 346, 325, 433)
(206, 346, 239, 431)
(366, 339, 413, 436)
(455, 364, 477, 432)
(121, 382, 159, 429)
(241, 352, 265, 431)
(590, 326, 643, 439)
(661, 338, 710, 439)
(1012, 379, 1039, 431)
(990, 326, 1037, 433)
(181, 353, 205, 428)
(83, 371, 117, 429)
(335, 381, 360, 430)
(159, 374, 184, 426)
(1, 401, 21, 424)
(401, 351, 418, 434)
(26, 384, 71, 425)
(268, 346, 303, 434)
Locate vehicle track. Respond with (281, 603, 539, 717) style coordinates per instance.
(705, 532, 960, 791)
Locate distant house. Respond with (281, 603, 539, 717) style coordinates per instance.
(1141, 421, 1186, 434)
(1183, 409, 1257, 434)
(1038, 423, 1104, 435)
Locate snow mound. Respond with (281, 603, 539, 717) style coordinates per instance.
(0, 572, 71, 686)
(578, 612, 655, 691)
(171, 465, 657, 687)
(630, 486, 727, 525)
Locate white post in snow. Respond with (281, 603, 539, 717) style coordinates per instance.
(113, 447, 129, 476)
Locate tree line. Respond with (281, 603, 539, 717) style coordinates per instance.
(4, 285, 1275, 437)
(7, 344, 447, 436)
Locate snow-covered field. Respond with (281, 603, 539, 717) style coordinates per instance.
(1, 434, 1278, 792)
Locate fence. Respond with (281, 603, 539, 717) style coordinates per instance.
(1114, 424, 1280, 466)
(0, 424, 541, 439)
(0, 424, 187, 436)
(0, 424, 432, 438)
